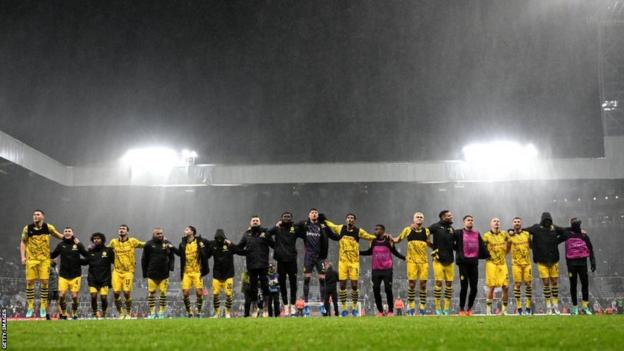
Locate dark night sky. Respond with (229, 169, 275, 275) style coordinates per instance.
(0, 0, 603, 165)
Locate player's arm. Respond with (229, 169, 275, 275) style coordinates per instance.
(323, 219, 342, 241)
(359, 242, 373, 256)
(49, 225, 63, 240)
(50, 243, 61, 259)
(357, 228, 377, 241)
(389, 242, 406, 260)
(393, 227, 410, 243)
(132, 238, 146, 249)
(584, 234, 597, 272)
(141, 243, 150, 278)
(167, 244, 175, 272)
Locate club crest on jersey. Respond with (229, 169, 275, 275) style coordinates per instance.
(290, 227, 295, 234)
(223, 245, 228, 251)
(72, 245, 78, 250)
(102, 251, 108, 257)
(199, 242, 205, 248)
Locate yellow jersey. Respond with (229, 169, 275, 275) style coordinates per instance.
(324, 220, 376, 263)
(483, 231, 508, 265)
(184, 239, 201, 274)
(508, 230, 531, 266)
(21, 223, 61, 262)
(108, 237, 145, 273)
(397, 226, 430, 264)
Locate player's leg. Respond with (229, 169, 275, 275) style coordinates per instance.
(39, 261, 50, 318)
(158, 279, 168, 318)
(578, 266, 591, 315)
(212, 279, 222, 317)
(277, 261, 288, 307)
(443, 264, 454, 315)
(349, 262, 360, 316)
(459, 264, 469, 314)
(147, 279, 157, 318)
(406, 262, 417, 314)
(317, 260, 327, 316)
(418, 264, 428, 315)
(123, 273, 133, 318)
(433, 261, 443, 315)
(549, 264, 560, 314)
(372, 271, 383, 315)
(384, 271, 394, 316)
(538, 263, 552, 314)
(568, 266, 579, 315)
(501, 265, 509, 315)
(259, 268, 271, 316)
(524, 266, 533, 314)
(288, 265, 298, 310)
(485, 261, 495, 315)
(224, 278, 234, 318)
(90, 288, 99, 318)
(100, 287, 109, 317)
(25, 260, 37, 317)
(466, 263, 478, 314)
(195, 275, 204, 317)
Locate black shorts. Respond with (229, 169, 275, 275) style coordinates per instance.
(304, 254, 325, 274)
(48, 291, 59, 301)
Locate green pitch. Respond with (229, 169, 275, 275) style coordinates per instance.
(8, 315, 623, 350)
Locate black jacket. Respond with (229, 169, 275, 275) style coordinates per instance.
(453, 229, 489, 265)
(268, 222, 301, 263)
(295, 220, 330, 260)
(525, 212, 568, 264)
(173, 236, 211, 279)
(141, 239, 175, 280)
(324, 266, 339, 291)
(51, 238, 89, 279)
(429, 220, 456, 264)
(210, 240, 246, 280)
(81, 245, 115, 287)
(237, 227, 275, 271)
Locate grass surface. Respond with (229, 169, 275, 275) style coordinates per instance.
(7, 315, 623, 350)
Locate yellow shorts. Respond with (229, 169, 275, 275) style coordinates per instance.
(512, 264, 533, 283)
(537, 263, 559, 279)
(338, 260, 359, 281)
(212, 278, 234, 297)
(407, 262, 429, 281)
(433, 260, 455, 281)
(25, 259, 50, 281)
(148, 278, 169, 294)
(485, 261, 509, 287)
(59, 277, 81, 293)
(89, 286, 109, 295)
(112, 270, 134, 292)
(182, 272, 203, 290)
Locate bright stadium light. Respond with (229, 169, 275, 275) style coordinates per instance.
(120, 147, 198, 175)
(462, 141, 538, 164)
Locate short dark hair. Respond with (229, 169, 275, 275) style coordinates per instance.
(33, 209, 45, 215)
(438, 210, 450, 219)
(281, 211, 293, 217)
(512, 217, 522, 221)
(250, 215, 260, 219)
(90, 232, 106, 243)
(463, 215, 473, 221)
(346, 213, 357, 220)
(187, 225, 197, 235)
(309, 208, 318, 212)
(64, 226, 73, 230)
(119, 224, 129, 231)
(375, 224, 385, 230)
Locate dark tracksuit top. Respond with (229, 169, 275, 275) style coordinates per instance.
(210, 240, 246, 280)
(81, 245, 115, 287)
(172, 236, 211, 279)
(267, 223, 301, 263)
(525, 212, 569, 264)
(141, 239, 175, 281)
(51, 238, 89, 279)
(237, 227, 275, 271)
(429, 220, 456, 264)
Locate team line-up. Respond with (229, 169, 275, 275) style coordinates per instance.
(19, 208, 596, 319)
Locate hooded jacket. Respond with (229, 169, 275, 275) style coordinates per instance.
(141, 238, 175, 280)
(210, 229, 246, 280)
(525, 212, 569, 264)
